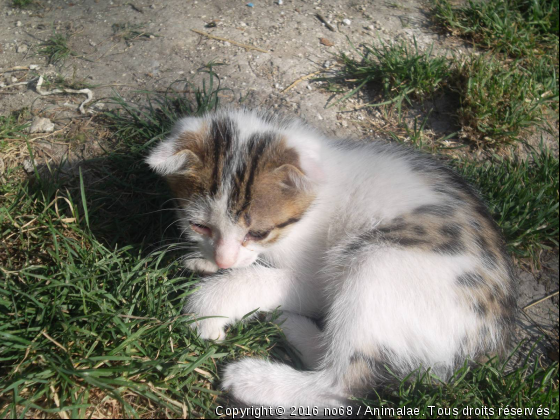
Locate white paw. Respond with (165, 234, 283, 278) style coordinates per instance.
(184, 288, 228, 342)
(184, 258, 218, 276)
(190, 317, 227, 342)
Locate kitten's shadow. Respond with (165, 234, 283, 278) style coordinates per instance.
(26, 149, 180, 256)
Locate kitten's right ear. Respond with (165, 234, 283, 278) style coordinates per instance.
(146, 117, 204, 176)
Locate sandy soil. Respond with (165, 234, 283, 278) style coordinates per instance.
(1, 0, 558, 362)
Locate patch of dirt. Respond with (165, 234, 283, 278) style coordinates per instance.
(1, 0, 558, 363)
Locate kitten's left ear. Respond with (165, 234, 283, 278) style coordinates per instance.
(146, 117, 204, 176)
(273, 154, 324, 192)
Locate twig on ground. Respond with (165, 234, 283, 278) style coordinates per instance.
(316, 14, 336, 32)
(36, 75, 93, 114)
(282, 66, 333, 93)
(523, 291, 560, 311)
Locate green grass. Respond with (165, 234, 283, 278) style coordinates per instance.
(324, 38, 451, 111)
(432, 0, 559, 57)
(41, 74, 98, 91)
(38, 31, 80, 66)
(324, 0, 559, 146)
(455, 146, 559, 262)
(360, 348, 558, 418)
(325, 38, 558, 145)
(103, 63, 226, 152)
(453, 53, 558, 145)
(112, 23, 157, 43)
(11, 0, 34, 8)
(0, 115, 29, 143)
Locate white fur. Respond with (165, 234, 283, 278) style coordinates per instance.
(147, 109, 511, 407)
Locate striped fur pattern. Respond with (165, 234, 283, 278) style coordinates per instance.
(147, 109, 516, 408)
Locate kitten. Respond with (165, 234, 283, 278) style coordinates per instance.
(147, 108, 516, 408)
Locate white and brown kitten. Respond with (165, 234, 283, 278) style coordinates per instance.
(147, 109, 516, 407)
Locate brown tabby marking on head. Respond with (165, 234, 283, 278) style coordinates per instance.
(164, 117, 315, 244)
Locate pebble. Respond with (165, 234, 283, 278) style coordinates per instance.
(16, 21, 22, 27)
(28, 117, 55, 134)
(342, 19, 351, 26)
(29, 64, 40, 70)
(23, 159, 35, 174)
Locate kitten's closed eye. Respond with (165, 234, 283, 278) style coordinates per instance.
(244, 230, 271, 242)
(190, 221, 212, 236)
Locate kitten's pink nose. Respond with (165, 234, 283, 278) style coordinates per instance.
(214, 239, 239, 269)
(215, 257, 235, 269)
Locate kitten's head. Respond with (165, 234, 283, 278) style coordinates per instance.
(147, 109, 322, 270)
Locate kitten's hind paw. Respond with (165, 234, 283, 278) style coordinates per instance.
(221, 359, 270, 404)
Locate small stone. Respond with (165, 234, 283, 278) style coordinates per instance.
(89, 40, 96, 47)
(150, 4, 156, 8)
(342, 19, 351, 26)
(11, 76, 18, 83)
(323, 60, 331, 68)
(16, 21, 22, 27)
(29, 64, 40, 70)
(277, 0, 283, 4)
(16, 44, 27, 53)
(28, 117, 55, 134)
(320, 37, 334, 47)
(317, 114, 324, 120)
(23, 159, 35, 174)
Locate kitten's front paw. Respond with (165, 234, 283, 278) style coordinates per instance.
(184, 289, 228, 342)
(184, 258, 218, 276)
(189, 317, 227, 342)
